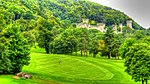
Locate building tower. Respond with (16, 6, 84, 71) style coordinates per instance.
(112, 24, 117, 33)
(126, 20, 132, 28)
(119, 23, 123, 32)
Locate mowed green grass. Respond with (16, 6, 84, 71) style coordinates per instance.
(0, 52, 141, 84)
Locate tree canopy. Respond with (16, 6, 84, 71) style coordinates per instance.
(124, 43, 150, 84)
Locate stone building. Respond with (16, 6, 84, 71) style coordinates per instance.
(76, 19, 106, 32)
(119, 23, 123, 33)
(126, 20, 132, 28)
(97, 23, 106, 32)
(76, 23, 90, 29)
(76, 19, 133, 33)
(112, 24, 117, 33)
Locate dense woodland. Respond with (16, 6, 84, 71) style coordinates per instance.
(0, 0, 150, 84)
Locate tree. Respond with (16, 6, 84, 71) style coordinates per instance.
(124, 43, 150, 84)
(73, 28, 89, 56)
(50, 29, 78, 55)
(88, 29, 104, 57)
(119, 38, 136, 59)
(0, 23, 30, 74)
(132, 30, 149, 40)
(37, 17, 54, 54)
(111, 34, 124, 59)
(122, 26, 133, 33)
(89, 39, 104, 58)
(103, 26, 114, 59)
(140, 36, 150, 44)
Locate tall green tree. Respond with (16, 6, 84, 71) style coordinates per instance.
(111, 34, 124, 59)
(124, 43, 150, 84)
(50, 29, 77, 54)
(103, 26, 114, 59)
(0, 23, 30, 74)
(78, 28, 89, 56)
(88, 29, 103, 57)
(119, 38, 136, 59)
(37, 17, 54, 54)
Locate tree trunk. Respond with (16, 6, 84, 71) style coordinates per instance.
(86, 51, 88, 57)
(71, 47, 73, 55)
(76, 52, 77, 56)
(84, 51, 85, 57)
(84, 44, 86, 57)
(93, 53, 96, 58)
(142, 79, 144, 84)
(45, 41, 50, 54)
(45, 48, 49, 54)
(108, 55, 110, 59)
(145, 79, 148, 84)
(108, 51, 111, 59)
(81, 50, 83, 56)
(85, 50, 88, 57)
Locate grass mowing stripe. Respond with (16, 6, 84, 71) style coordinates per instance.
(75, 57, 141, 84)
(72, 58, 114, 80)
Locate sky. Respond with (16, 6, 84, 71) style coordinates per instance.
(90, 0, 150, 29)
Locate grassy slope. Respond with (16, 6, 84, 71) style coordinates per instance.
(0, 51, 141, 84)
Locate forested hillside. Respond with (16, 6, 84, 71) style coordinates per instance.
(0, 0, 143, 30)
(44, 0, 143, 29)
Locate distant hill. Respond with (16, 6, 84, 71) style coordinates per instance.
(0, 0, 143, 30)
(44, 0, 143, 30)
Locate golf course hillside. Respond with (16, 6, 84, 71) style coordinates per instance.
(1, 0, 150, 84)
(0, 51, 141, 84)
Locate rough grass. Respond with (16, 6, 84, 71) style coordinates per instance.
(0, 52, 141, 84)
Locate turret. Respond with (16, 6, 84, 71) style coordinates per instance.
(119, 23, 123, 32)
(126, 20, 132, 28)
(112, 24, 117, 31)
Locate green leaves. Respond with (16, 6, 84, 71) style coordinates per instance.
(50, 29, 78, 54)
(103, 26, 115, 59)
(119, 38, 136, 59)
(124, 43, 150, 82)
(0, 23, 30, 74)
(88, 29, 103, 57)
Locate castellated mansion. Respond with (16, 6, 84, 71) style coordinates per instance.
(76, 19, 133, 33)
